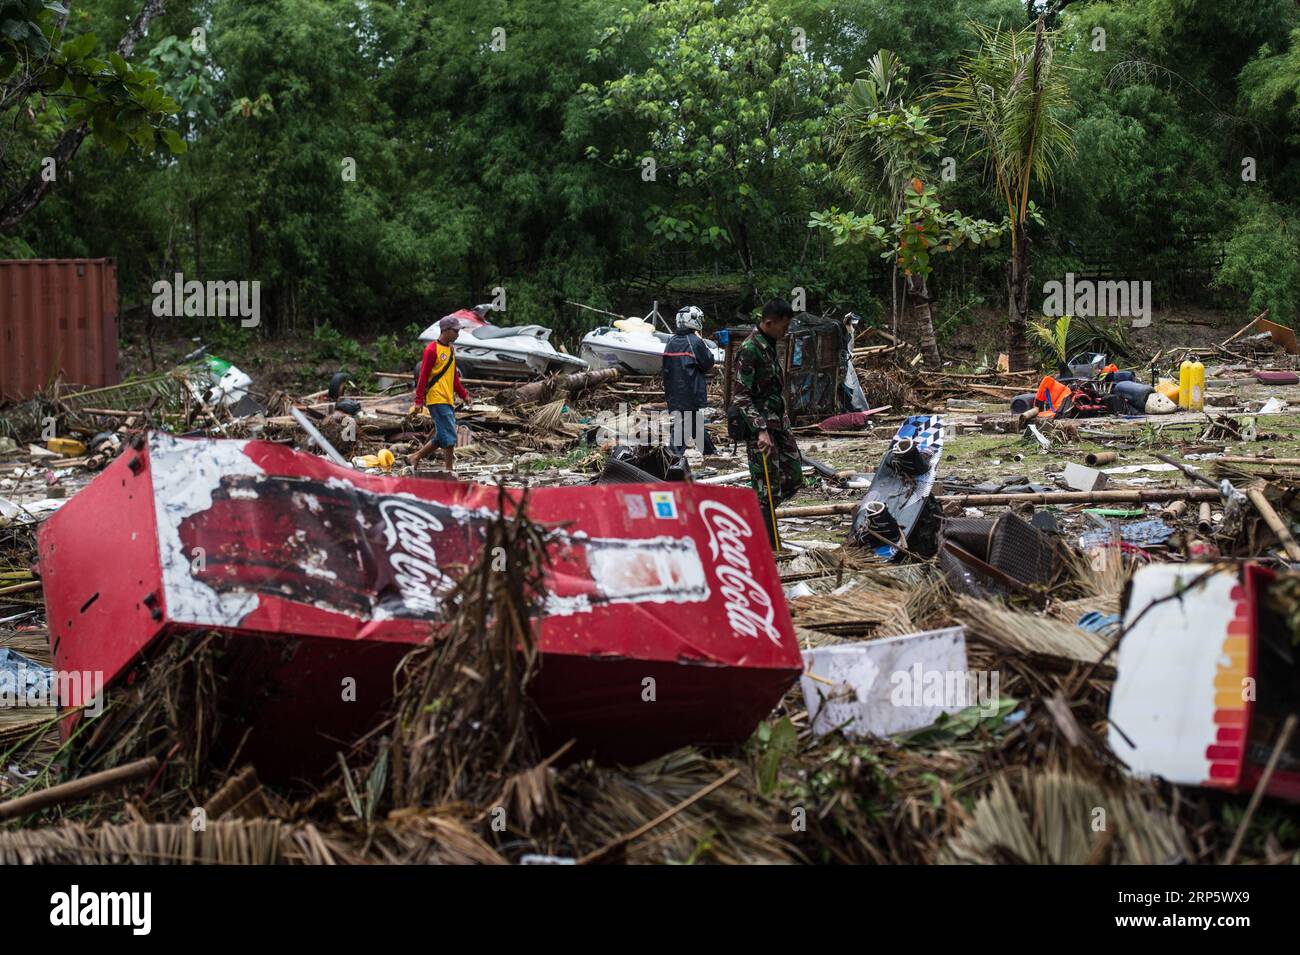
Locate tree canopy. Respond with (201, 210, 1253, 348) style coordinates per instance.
(3, 0, 1298, 344)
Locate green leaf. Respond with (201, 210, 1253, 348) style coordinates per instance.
(755, 716, 798, 795)
(160, 127, 187, 154)
(60, 32, 95, 61)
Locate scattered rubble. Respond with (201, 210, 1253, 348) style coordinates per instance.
(2, 313, 1300, 866)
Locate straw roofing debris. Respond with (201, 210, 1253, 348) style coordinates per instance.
(6, 322, 1300, 866)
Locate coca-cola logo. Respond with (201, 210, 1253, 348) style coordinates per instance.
(378, 499, 456, 615)
(699, 500, 783, 646)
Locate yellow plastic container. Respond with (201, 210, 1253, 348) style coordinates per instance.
(1178, 359, 1193, 409)
(46, 437, 86, 457)
(356, 449, 397, 470)
(1156, 378, 1180, 402)
(1189, 360, 1205, 411)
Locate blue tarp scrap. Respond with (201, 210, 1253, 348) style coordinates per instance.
(0, 647, 54, 705)
(1078, 518, 1173, 550)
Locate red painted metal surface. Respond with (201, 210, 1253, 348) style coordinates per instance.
(1241, 565, 1300, 802)
(0, 258, 120, 400)
(38, 434, 801, 777)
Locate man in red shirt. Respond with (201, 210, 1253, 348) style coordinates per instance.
(408, 315, 470, 472)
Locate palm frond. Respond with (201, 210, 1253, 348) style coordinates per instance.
(1028, 314, 1071, 362)
(831, 49, 933, 218)
(928, 19, 1076, 225)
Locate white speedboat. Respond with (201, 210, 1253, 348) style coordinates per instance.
(580, 317, 724, 376)
(419, 309, 588, 378)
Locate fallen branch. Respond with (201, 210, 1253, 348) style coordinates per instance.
(1245, 488, 1300, 562)
(1218, 309, 1269, 350)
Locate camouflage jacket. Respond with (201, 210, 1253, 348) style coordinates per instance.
(731, 329, 791, 436)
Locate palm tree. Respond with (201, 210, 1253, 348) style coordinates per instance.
(832, 50, 944, 369)
(932, 18, 1075, 371)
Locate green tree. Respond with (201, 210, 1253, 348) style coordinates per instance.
(582, 0, 843, 309)
(0, 0, 184, 231)
(932, 18, 1075, 370)
(811, 50, 1003, 368)
(1215, 195, 1300, 321)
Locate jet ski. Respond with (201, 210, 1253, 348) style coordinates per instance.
(418, 308, 588, 379)
(579, 316, 723, 376)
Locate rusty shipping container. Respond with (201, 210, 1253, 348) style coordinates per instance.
(0, 258, 120, 401)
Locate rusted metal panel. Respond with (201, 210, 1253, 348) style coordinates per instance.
(0, 258, 120, 400)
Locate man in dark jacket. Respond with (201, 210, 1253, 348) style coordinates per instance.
(730, 299, 803, 547)
(662, 305, 717, 456)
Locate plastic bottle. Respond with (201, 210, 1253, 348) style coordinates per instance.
(1189, 359, 1205, 411)
(1178, 359, 1193, 409)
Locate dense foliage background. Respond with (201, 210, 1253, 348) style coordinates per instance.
(3, 0, 1298, 351)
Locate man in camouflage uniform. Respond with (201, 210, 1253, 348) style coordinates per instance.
(730, 299, 803, 547)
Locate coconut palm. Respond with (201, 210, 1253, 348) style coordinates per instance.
(932, 18, 1076, 371)
(830, 51, 947, 368)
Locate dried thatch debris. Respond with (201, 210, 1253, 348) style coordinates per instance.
(341, 486, 547, 825)
(955, 597, 1110, 664)
(0, 819, 284, 865)
(939, 769, 1189, 865)
(556, 749, 801, 865)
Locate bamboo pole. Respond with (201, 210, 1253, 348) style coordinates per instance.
(1197, 502, 1214, 535)
(0, 580, 41, 596)
(1218, 308, 1269, 349)
(934, 487, 1221, 507)
(775, 503, 857, 517)
(773, 486, 1223, 518)
(1219, 456, 1300, 467)
(0, 757, 158, 821)
(1245, 488, 1300, 562)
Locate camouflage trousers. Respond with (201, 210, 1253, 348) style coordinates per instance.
(746, 428, 803, 544)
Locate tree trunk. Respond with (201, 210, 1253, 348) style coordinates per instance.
(1007, 224, 1031, 371)
(192, 201, 202, 275)
(907, 273, 941, 370)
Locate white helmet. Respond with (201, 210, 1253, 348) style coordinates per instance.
(675, 305, 704, 332)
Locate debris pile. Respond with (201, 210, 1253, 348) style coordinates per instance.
(3, 313, 1300, 866)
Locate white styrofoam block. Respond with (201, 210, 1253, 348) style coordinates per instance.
(800, 626, 970, 738)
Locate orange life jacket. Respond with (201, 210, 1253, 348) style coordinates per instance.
(1034, 376, 1072, 419)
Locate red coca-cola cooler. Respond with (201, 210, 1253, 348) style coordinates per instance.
(38, 433, 801, 777)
